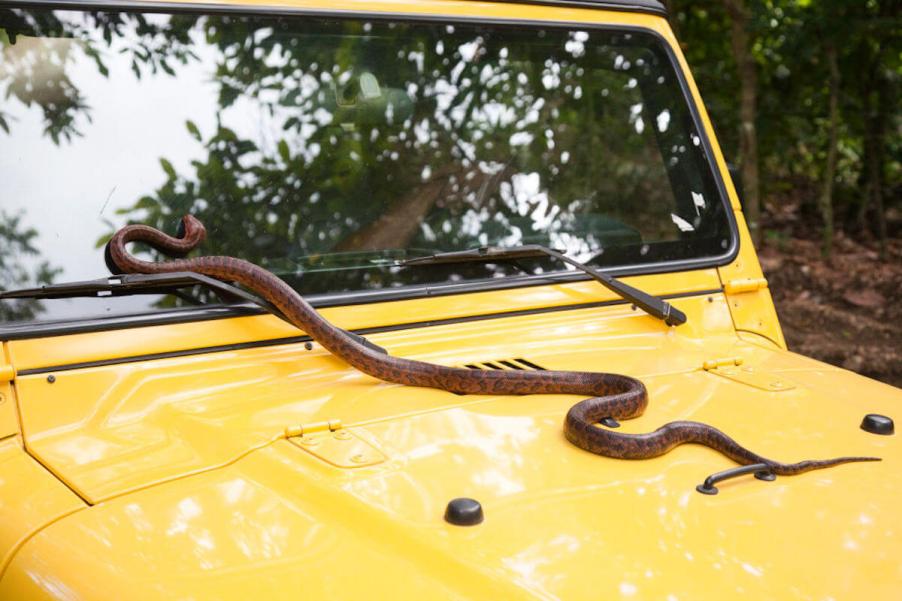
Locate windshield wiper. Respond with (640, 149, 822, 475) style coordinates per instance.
(0, 272, 388, 353)
(1, 271, 281, 312)
(400, 245, 687, 326)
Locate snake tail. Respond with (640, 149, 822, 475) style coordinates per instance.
(565, 401, 880, 476)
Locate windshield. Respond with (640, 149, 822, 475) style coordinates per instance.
(0, 8, 733, 324)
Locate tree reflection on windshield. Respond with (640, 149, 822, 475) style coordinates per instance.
(0, 9, 731, 320)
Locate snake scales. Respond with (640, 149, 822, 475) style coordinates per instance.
(108, 215, 878, 476)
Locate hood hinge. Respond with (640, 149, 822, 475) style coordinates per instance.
(285, 419, 386, 468)
(284, 419, 343, 438)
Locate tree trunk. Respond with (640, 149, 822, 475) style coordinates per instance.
(334, 176, 450, 252)
(871, 72, 889, 260)
(723, 0, 761, 245)
(857, 132, 872, 237)
(855, 22, 890, 260)
(818, 43, 840, 258)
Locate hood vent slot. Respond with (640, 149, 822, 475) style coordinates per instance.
(450, 358, 547, 394)
(463, 358, 546, 371)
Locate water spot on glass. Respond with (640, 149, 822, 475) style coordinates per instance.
(640, 244, 650, 256)
(656, 109, 670, 132)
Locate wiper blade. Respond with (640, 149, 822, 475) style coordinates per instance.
(400, 245, 687, 326)
(1, 271, 281, 312)
(0, 271, 388, 353)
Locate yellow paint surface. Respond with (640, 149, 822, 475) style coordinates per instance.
(0, 438, 85, 577)
(5, 289, 902, 598)
(4, 349, 901, 598)
(2, 1, 900, 599)
(7, 269, 721, 372)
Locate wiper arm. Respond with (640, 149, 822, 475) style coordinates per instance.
(400, 245, 687, 326)
(0, 271, 388, 353)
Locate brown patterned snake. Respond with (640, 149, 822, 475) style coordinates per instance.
(108, 215, 879, 476)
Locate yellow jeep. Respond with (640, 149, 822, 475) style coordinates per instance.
(1, 0, 899, 598)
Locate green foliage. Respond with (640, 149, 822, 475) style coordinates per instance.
(0, 8, 198, 143)
(672, 0, 900, 241)
(0, 211, 61, 321)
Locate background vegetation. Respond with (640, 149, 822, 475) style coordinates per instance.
(668, 0, 901, 384)
(667, 0, 899, 255)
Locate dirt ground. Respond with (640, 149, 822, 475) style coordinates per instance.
(758, 232, 902, 388)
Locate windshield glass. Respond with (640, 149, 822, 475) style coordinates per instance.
(0, 8, 733, 324)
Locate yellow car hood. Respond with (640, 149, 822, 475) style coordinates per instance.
(6, 297, 901, 599)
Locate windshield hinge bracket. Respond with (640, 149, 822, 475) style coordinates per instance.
(724, 277, 768, 294)
(0, 363, 14, 384)
(703, 357, 795, 392)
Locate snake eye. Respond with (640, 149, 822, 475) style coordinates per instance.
(175, 218, 187, 239)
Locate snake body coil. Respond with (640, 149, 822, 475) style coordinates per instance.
(109, 216, 878, 476)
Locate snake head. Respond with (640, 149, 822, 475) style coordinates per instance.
(177, 215, 207, 246)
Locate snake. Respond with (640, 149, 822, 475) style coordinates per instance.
(108, 215, 879, 476)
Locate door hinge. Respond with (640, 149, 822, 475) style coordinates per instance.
(724, 278, 768, 294)
(285, 419, 386, 468)
(703, 357, 795, 392)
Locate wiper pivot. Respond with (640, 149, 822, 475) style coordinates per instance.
(401, 245, 687, 326)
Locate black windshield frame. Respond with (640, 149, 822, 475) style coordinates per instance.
(0, 1, 738, 338)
